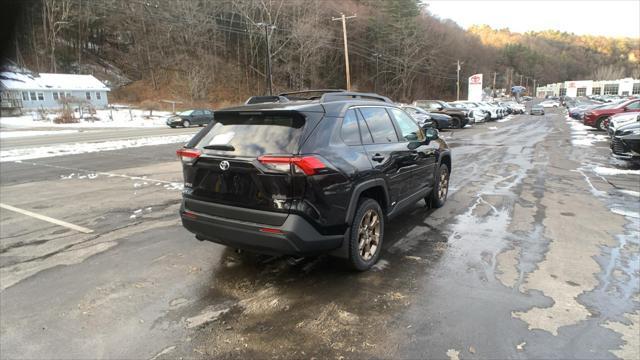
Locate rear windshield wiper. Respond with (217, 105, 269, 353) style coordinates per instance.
(203, 144, 235, 151)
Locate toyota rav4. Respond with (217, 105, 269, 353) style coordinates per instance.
(177, 90, 451, 270)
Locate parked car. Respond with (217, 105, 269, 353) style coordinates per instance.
(448, 102, 485, 123)
(400, 105, 447, 129)
(539, 100, 560, 108)
(530, 104, 545, 115)
(412, 100, 469, 128)
(177, 90, 452, 271)
(611, 119, 640, 160)
(568, 103, 605, 120)
(166, 109, 215, 128)
(608, 112, 640, 137)
(451, 101, 495, 121)
(498, 101, 525, 114)
(583, 99, 640, 131)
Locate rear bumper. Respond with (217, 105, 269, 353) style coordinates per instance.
(180, 207, 344, 256)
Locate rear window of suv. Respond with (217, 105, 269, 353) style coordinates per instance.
(193, 112, 305, 157)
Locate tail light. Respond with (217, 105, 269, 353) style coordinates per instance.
(176, 148, 201, 164)
(258, 155, 327, 175)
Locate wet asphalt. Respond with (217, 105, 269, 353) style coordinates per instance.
(0, 109, 638, 359)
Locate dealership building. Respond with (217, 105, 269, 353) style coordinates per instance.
(536, 78, 640, 98)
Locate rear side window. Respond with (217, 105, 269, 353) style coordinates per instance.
(341, 109, 361, 145)
(194, 113, 304, 157)
(359, 107, 398, 143)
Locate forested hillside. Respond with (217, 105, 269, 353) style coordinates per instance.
(4, 0, 639, 105)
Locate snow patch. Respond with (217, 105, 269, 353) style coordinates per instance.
(0, 108, 174, 129)
(566, 117, 608, 147)
(593, 166, 640, 176)
(488, 126, 498, 130)
(611, 208, 640, 219)
(497, 115, 513, 123)
(0, 134, 192, 162)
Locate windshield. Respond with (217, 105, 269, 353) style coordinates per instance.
(178, 110, 194, 116)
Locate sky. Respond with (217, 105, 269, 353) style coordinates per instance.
(425, 1, 640, 38)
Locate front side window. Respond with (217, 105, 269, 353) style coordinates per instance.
(86, 92, 91, 100)
(37, 92, 44, 101)
(625, 101, 640, 110)
(390, 108, 424, 142)
(359, 107, 398, 143)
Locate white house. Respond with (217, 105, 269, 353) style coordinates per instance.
(0, 70, 110, 116)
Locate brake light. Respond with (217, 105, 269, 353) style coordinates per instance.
(176, 148, 201, 163)
(258, 155, 326, 175)
(259, 227, 284, 234)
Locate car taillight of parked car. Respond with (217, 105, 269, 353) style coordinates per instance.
(176, 148, 201, 164)
(258, 155, 327, 175)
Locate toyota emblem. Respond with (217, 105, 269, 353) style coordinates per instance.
(219, 160, 230, 171)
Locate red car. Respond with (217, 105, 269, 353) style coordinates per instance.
(583, 99, 640, 131)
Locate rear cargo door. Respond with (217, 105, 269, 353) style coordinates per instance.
(182, 112, 306, 224)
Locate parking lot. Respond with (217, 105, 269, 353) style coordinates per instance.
(1, 108, 638, 359)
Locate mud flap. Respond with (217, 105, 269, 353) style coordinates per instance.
(328, 227, 351, 259)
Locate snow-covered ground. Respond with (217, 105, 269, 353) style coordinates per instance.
(1, 134, 192, 162)
(0, 130, 79, 139)
(0, 107, 171, 129)
(566, 115, 609, 146)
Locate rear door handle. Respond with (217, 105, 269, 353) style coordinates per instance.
(371, 154, 385, 162)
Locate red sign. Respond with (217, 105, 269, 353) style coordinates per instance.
(469, 75, 482, 85)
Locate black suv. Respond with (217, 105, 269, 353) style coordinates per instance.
(177, 90, 451, 270)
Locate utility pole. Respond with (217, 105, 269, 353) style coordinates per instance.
(332, 13, 356, 91)
(373, 53, 382, 93)
(492, 72, 497, 98)
(533, 78, 537, 98)
(257, 22, 276, 95)
(520, 74, 523, 86)
(456, 60, 461, 101)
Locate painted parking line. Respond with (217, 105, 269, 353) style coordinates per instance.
(0, 203, 94, 234)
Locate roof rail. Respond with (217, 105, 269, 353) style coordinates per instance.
(320, 91, 393, 104)
(278, 89, 346, 100)
(245, 95, 290, 105)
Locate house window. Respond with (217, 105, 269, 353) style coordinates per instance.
(86, 92, 91, 100)
(603, 84, 619, 95)
(577, 88, 587, 96)
(633, 83, 640, 95)
(592, 87, 601, 95)
(53, 92, 59, 101)
(96, 92, 101, 100)
(559, 88, 566, 96)
(37, 92, 44, 101)
(22, 92, 29, 101)
(30, 92, 36, 100)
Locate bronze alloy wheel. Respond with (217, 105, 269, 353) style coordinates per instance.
(358, 209, 381, 261)
(438, 168, 449, 201)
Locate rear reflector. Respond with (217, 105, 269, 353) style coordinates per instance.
(258, 155, 326, 175)
(259, 227, 284, 234)
(183, 210, 197, 219)
(176, 148, 201, 163)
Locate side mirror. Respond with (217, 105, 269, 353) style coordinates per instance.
(425, 128, 439, 142)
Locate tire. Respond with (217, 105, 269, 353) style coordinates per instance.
(183, 120, 191, 128)
(596, 117, 608, 131)
(169, 125, 176, 128)
(450, 117, 461, 129)
(348, 198, 384, 271)
(428, 163, 450, 208)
